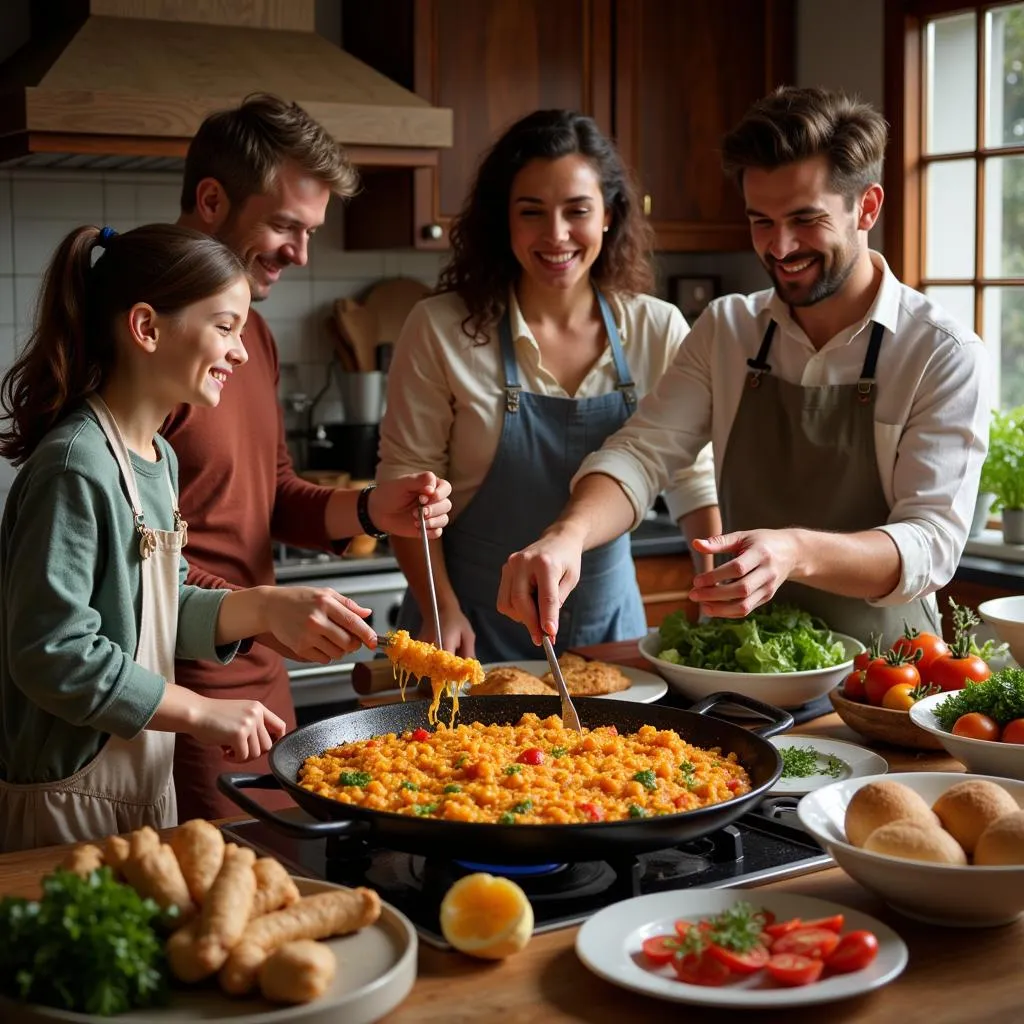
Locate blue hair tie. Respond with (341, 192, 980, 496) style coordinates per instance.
(98, 226, 117, 244)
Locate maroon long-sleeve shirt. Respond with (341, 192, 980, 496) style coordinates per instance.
(162, 310, 338, 818)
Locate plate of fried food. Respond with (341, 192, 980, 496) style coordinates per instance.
(476, 653, 667, 703)
(0, 821, 416, 1024)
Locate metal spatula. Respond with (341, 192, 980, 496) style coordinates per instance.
(542, 634, 582, 733)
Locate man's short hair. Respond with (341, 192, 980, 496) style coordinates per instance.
(721, 86, 888, 205)
(180, 93, 358, 212)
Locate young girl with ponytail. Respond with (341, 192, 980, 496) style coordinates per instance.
(0, 224, 375, 851)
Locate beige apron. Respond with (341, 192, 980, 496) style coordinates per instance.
(718, 319, 939, 650)
(0, 396, 184, 851)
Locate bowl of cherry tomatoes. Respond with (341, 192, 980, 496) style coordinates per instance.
(829, 605, 994, 750)
(909, 677, 1024, 780)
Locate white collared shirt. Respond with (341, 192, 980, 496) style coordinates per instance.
(378, 288, 714, 519)
(577, 252, 992, 606)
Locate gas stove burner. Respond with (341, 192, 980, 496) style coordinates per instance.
(452, 861, 564, 876)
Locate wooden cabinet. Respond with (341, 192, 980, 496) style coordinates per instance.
(613, 0, 795, 251)
(341, 0, 794, 252)
(634, 555, 698, 628)
(342, 0, 611, 249)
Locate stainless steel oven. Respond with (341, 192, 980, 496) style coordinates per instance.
(273, 547, 406, 709)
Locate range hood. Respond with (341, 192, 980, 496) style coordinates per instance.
(0, 0, 452, 170)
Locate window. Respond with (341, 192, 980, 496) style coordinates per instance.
(888, 1, 1024, 408)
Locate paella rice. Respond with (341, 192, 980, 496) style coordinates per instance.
(297, 713, 751, 824)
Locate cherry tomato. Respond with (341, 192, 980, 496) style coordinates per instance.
(771, 927, 840, 960)
(824, 930, 879, 974)
(766, 952, 824, 986)
(927, 653, 991, 692)
(671, 950, 732, 986)
(577, 802, 604, 822)
(706, 942, 770, 975)
(853, 634, 885, 672)
(881, 682, 920, 711)
(518, 747, 545, 765)
(410, 727, 430, 742)
(1001, 718, 1024, 744)
(843, 669, 867, 701)
(641, 934, 679, 965)
(892, 628, 949, 680)
(865, 658, 920, 706)
(951, 712, 1000, 742)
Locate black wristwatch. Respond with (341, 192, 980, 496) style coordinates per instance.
(357, 483, 388, 540)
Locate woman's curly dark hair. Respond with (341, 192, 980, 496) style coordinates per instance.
(437, 109, 655, 341)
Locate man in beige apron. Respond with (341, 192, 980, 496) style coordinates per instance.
(0, 396, 180, 850)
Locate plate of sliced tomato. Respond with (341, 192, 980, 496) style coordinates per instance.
(575, 891, 908, 1008)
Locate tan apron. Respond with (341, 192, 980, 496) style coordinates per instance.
(718, 319, 940, 649)
(0, 396, 184, 851)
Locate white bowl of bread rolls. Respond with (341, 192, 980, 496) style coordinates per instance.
(797, 772, 1024, 927)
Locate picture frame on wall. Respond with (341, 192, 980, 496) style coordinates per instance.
(670, 276, 720, 323)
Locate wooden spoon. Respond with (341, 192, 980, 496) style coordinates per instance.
(334, 298, 379, 373)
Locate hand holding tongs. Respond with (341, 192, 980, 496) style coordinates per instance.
(541, 634, 582, 734)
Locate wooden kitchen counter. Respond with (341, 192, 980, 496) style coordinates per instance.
(1, 645, 1020, 1024)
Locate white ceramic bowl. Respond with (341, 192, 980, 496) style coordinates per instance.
(798, 771, 1024, 927)
(909, 692, 1024, 780)
(978, 595, 1024, 664)
(637, 630, 863, 710)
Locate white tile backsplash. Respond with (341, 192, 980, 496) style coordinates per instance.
(102, 180, 137, 222)
(0, 277, 13, 327)
(135, 182, 183, 222)
(13, 178, 103, 220)
(0, 178, 12, 276)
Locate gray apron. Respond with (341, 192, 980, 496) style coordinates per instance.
(0, 396, 181, 851)
(717, 318, 939, 648)
(399, 290, 647, 660)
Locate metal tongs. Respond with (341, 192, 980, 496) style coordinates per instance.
(541, 634, 582, 733)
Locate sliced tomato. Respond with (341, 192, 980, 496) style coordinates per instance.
(410, 727, 430, 742)
(824, 930, 879, 974)
(766, 952, 824, 986)
(671, 950, 732, 986)
(641, 934, 679, 965)
(770, 926, 840, 960)
(673, 918, 712, 939)
(799, 914, 844, 933)
(764, 917, 804, 940)
(706, 942, 770, 975)
(577, 802, 604, 822)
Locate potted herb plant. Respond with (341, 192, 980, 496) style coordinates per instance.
(980, 406, 1024, 544)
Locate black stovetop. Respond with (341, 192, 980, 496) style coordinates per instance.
(222, 796, 831, 949)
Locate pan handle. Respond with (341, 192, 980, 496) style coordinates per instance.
(687, 691, 794, 738)
(216, 773, 368, 839)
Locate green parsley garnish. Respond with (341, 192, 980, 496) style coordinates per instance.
(933, 667, 1024, 729)
(551, 746, 568, 758)
(412, 803, 439, 816)
(676, 901, 770, 958)
(454, 754, 467, 768)
(778, 746, 844, 779)
(498, 812, 516, 825)
(338, 770, 372, 787)
(443, 784, 461, 793)
(511, 800, 533, 814)
(399, 780, 419, 791)
(632, 769, 658, 791)
(505, 764, 524, 775)
(628, 804, 649, 818)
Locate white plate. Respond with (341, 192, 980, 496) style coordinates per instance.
(2, 878, 417, 1024)
(482, 661, 667, 704)
(575, 890, 908, 1009)
(768, 736, 889, 796)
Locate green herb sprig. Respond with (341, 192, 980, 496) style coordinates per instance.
(933, 667, 1024, 729)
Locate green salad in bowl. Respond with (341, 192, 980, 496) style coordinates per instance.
(638, 605, 863, 711)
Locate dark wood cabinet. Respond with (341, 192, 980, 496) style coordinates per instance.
(342, 0, 610, 249)
(341, 0, 794, 252)
(634, 555, 698, 628)
(614, 0, 795, 250)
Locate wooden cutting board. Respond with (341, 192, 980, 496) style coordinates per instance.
(361, 277, 431, 344)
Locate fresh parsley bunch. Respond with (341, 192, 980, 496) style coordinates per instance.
(0, 868, 169, 1016)
(932, 668, 1024, 729)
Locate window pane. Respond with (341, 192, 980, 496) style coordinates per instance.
(926, 286, 976, 332)
(927, 12, 977, 155)
(986, 3, 1024, 148)
(983, 155, 1024, 276)
(925, 160, 976, 278)
(983, 287, 1024, 406)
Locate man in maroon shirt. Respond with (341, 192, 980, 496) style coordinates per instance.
(167, 94, 450, 818)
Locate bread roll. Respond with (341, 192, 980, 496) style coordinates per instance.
(258, 940, 336, 1004)
(863, 818, 968, 864)
(844, 780, 940, 848)
(974, 810, 1024, 865)
(932, 780, 1020, 855)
